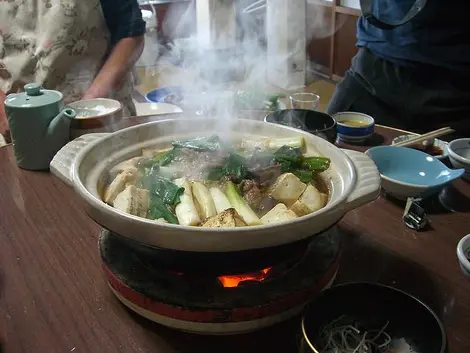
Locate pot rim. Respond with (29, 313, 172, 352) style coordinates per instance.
(72, 118, 359, 234)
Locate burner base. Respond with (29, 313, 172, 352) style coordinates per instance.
(100, 227, 341, 334)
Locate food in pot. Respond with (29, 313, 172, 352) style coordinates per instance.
(102, 135, 331, 227)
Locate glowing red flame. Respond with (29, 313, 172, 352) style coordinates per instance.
(218, 267, 272, 288)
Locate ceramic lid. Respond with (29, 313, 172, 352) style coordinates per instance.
(5, 83, 63, 108)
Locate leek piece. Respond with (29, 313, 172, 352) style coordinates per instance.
(209, 187, 232, 213)
(174, 178, 201, 226)
(268, 136, 305, 151)
(191, 181, 217, 219)
(224, 181, 261, 226)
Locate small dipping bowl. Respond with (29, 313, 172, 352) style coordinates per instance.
(264, 109, 337, 144)
(68, 98, 123, 138)
(448, 138, 470, 180)
(366, 146, 465, 200)
(457, 234, 470, 278)
(333, 112, 375, 144)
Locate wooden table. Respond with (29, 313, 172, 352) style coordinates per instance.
(1, 118, 470, 353)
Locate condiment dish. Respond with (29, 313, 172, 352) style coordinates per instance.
(366, 146, 465, 200)
(392, 134, 448, 160)
(67, 98, 123, 138)
(448, 138, 470, 180)
(333, 112, 375, 144)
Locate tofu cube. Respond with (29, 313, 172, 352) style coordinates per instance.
(290, 185, 328, 216)
(261, 203, 298, 224)
(268, 173, 307, 206)
(109, 158, 143, 179)
(202, 209, 247, 228)
(104, 167, 139, 204)
(113, 185, 149, 218)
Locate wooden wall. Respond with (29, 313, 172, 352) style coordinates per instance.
(306, 1, 360, 81)
(142, 1, 360, 81)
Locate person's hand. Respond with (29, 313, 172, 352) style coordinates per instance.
(82, 82, 111, 100)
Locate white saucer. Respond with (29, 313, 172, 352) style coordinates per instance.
(134, 102, 183, 116)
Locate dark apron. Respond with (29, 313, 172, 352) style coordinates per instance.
(327, 0, 470, 137)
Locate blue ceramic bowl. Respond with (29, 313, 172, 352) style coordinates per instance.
(333, 112, 375, 144)
(366, 146, 465, 200)
(145, 86, 183, 104)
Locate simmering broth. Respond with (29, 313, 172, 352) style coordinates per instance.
(339, 120, 370, 127)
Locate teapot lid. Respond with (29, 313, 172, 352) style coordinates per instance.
(5, 83, 63, 108)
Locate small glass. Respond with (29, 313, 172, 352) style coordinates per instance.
(290, 92, 320, 110)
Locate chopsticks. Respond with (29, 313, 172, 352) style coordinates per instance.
(392, 126, 455, 147)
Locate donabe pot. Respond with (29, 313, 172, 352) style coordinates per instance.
(54, 118, 381, 253)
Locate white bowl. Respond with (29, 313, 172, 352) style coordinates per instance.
(448, 138, 470, 180)
(134, 102, 183, 116)
(457, 234, 470, 278)
(68, 98, 122, 118)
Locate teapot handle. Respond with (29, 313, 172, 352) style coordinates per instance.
(50, 133, 110, 186)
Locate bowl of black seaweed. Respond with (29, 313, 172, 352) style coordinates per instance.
(265, 109, 337, 144)
(301, 282, 446, 353)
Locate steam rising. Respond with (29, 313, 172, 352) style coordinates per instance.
(139, 0, 346, 133)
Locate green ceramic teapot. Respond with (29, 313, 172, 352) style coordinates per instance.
(5, 83, 76, 170)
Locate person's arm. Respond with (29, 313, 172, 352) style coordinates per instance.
(83, 36, 144, 99)
(84, 0, 146, 99)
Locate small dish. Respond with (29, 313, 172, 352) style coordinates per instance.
(457, 234, 470, 278)
(392, 134, 448, 160)
(448, 138, 470, 180)
(145, 86, 184, 105)
(134, 102, 183, 116)
(333, 112, 375, 144)
(264, 109, 337, 144)
(67, 98, 123, 139)
(366, 146, 465, 200)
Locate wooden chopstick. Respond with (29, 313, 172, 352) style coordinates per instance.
(393, 127, 455, 147)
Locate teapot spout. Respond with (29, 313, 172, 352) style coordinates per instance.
(47, 108, 76, 139)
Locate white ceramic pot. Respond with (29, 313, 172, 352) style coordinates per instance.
(51, 118, 381, 252)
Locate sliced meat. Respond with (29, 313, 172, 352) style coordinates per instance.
(249, 164, 281, 187)
(239, 179, 263, 210)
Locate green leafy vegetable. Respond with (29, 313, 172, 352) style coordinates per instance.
(292, 169, 315, 183)
(150, 175, 185, 205)
(206, 153, 249, 182)
(271, 146, 331, 181)
(302, 156, 331, 172)
(139, 168, 184, 223)
(148, 198, 179, 224)
(160, 147, 181, 166)
(172, 135, 223, 151)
